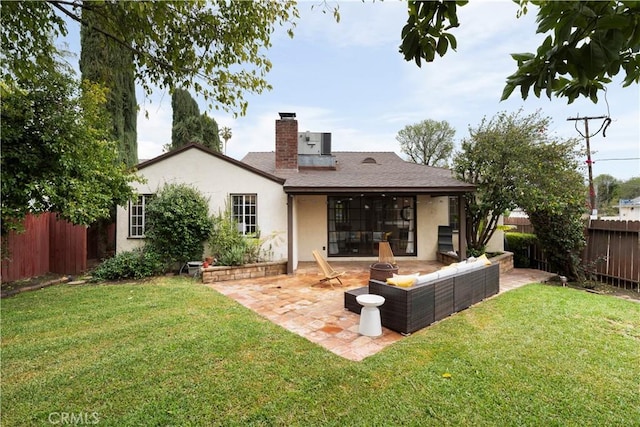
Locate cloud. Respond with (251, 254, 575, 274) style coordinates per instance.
(291, 0, 407, 49)
(137, 102, 171, 161)
(132, 0, 638, 179)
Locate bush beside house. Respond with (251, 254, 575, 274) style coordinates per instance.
(92, 184, 214, 281)
(145, 183, 214, 270)
(91, 248, 164, 281)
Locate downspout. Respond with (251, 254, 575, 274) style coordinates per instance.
(287, 194, 294, 274)
(458, 193, 467, 260)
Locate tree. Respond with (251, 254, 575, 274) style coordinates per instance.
(171, 89, 221, 151)
(171, 88, 200, 147)
(617, 176, 640, 200)
(510, 133, 588, 279)
(1, 1, 298, 116)
(525, 188, 587, 280)
(593, 174, 621, 214)
(591, 175, 640, 215)
(453, 109, 583, 257)
(198, 114, 222, 152)
(219, 127, 233, 155)
(144, 183, 214, 269)
(0, 67, 138, 235)
(80, 3, 138, 167)
(399, 1, 640, 104)
(397, 119, 455, 167)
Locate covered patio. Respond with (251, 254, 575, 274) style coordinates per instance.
(205, 261, 556, 361)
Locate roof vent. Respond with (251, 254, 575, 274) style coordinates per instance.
(362, 157, 377, 164)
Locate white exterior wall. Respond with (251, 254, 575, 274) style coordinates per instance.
(620, 206, 640, 220)
(116, 149, 288, 261)
(416, 195, 451, 261)
(486, 216, 505, 253)
(296, 195, 327, 262)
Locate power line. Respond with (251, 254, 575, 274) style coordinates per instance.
(592, 157, 640, 162)
(567, 114, 611, 215)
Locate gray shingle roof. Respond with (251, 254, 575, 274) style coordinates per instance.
(241, 151, 475, 194)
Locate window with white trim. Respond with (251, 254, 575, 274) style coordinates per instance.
(449, 196, 460, 231)
(129, 194, 152, 238)
(231, 194, 257, 235)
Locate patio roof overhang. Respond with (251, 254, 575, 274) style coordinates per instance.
(283, 185, 476, 195)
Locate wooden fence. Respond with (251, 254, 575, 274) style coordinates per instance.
(585, 220, 639, 289)
(504, 217, 639, 290)
(1, 213, 87, 283)
(503, 217, 535, 234)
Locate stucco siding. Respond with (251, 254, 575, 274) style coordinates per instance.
(296, 195, 328, 262)
(486, 216, 505, 253)
(116, 149, 287, 261)
(416, 195, 450, 261)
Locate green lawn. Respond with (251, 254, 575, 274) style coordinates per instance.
(2, 278, 639, 426)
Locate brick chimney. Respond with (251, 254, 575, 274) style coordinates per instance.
(275, 112, 298, 171)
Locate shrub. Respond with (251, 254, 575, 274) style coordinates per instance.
(505, 232, 537, 268)
(528, 208, 586, 280)
(218, 244, 246, 266)
(209, 206, 247, 265)
(209, 207, 282, 266)
(92, 248, 165, 281)
(144, 183, 214, 268)
(466, 246, 486, 258)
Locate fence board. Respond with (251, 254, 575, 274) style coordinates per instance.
(589, 219, 640, 232)
(504, 217, 535, 234)
(1, 213, 87, 283)
(2, 214, 51, 282)
(586, 220, 639, 288)
(49, 215, 87, 276)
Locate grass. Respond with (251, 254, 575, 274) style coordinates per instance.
(1, 277, 639, 426)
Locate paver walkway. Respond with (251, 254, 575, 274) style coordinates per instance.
(206, 261, 555, 361)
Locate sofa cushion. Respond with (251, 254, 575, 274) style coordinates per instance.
(455, 262, 478, 273)
(387, 273, 419, 287)
(416, 271, 440, 285)
(476, 254, 492, 265)
(437, 267, 459, 278)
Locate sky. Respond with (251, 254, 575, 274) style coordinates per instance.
(65, 0, 639, 180)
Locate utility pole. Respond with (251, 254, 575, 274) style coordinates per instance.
(567, 115, 607, 217)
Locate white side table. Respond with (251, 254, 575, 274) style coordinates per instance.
(356, 294, 385, 337)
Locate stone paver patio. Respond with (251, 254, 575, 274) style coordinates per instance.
(205, 261, 555, 361)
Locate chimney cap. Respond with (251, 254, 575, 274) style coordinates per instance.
(278, 112, 296, 120)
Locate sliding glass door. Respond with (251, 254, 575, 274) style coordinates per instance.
(327, 195, 416, 256)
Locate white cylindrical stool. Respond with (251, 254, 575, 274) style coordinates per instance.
(356, 294, 385, 337)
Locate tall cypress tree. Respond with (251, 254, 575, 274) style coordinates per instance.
(79, 3, 137, 167)
(171, 88, 221, 152)
(79, 3, 138, 260)
(171, 88, 200, 148)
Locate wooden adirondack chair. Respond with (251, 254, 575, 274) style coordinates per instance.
(312, 250, 345, 287)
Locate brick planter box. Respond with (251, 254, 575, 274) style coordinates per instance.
(201, 261, 287, 284)
(490, 251, 514, 274)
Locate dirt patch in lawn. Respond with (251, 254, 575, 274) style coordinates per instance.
(1, 273, 70, 298)
(586, 282, 640, 302)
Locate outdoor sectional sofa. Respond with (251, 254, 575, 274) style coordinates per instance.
(345, 260, 500, 335)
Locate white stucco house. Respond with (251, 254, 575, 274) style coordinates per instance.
(116, 112, 504, 273)
(618, 197, 640, 220)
